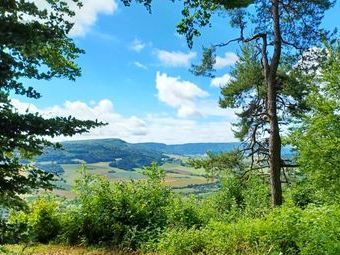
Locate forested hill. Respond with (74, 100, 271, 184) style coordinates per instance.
(134, 142, 240, 155)
(36, 139, 240, 170)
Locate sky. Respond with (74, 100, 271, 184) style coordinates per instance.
(12, 0, 340, 144)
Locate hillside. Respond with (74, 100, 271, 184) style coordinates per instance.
(135, 142, 240, 155)
(36, 139, 239, 170)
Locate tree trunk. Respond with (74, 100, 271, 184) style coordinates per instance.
(267, 0, 283, 206)
(267, 79, 283, 206)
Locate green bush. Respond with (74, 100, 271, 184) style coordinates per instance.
(166, 195, 205, 229)
(7, 196, 62, 244)
(198, 176, 270, 222)
(3, 163, 339, 254)
(285, 180, 320, 208)
(58, 202, 84, 245)
(156, 227, 206, 255)
(60, 165, 172, 249)
(155, 205, 340, 255)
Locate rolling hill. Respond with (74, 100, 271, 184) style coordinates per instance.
(36, 139, 240, 170)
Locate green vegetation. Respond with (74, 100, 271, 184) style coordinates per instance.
(289, 42, 340, 203)
(51, 161, 211, 198)
(173, 0, 334, 206)
(37, 138, 240, 170)
(38, 139, 168, 170)
(0, 0, 103, 210)
(1, 244, 130, 255)
(1, 1, 339, 254)
(1, 162, 339, 254)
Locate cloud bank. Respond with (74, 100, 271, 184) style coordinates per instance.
(11, 98, 236, 144)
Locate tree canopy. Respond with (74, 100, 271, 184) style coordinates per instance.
(289, 41, 340, 203)
(186, 0, 334, 206)
(0, 0, 103, 208)
(122, 0, 335, 205)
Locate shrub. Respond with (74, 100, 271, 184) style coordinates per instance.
(285, 180, 320, 208)
(166, 195, 205, 229)
(156, 227, 206, 255)
(7, 196, 62, 244)
(155, 205, 340, 255)
(199, 176, 270, 222)
(61, 165, 172, 249)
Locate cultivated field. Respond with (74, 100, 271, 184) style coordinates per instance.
(51, 161, 214, 197)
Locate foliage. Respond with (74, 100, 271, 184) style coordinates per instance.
(4, 196, 62, 244)
(189, 150, 245, 178)
(166, 195, 205, 229)
(1, 162, 339, 254)
(156, 227, 206, 255)
(202, 176, 270, 221)
(60, 165, 171, 248)
(175, 0, 334, 206)
(156, 205, 340, 255)
(0, 0, 103, 209)
(289, 41, 340, 203)
(142, 162, 166, 181)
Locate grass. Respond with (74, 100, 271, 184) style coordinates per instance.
(0, 244, 139, 255)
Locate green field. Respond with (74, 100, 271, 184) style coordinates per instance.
(51, 161, 214, 197)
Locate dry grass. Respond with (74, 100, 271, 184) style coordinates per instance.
(0, 245, 140, 255)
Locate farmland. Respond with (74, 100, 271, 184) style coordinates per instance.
(51, 160, 215, 198)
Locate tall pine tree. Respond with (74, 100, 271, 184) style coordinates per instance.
(122, 0, 335, 206)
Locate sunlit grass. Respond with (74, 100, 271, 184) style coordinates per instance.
(1, 244, 139, 255)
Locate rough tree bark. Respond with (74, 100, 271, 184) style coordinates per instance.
(267, 0, 283, 206)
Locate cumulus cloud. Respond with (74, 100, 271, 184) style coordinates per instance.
(10, 98, 237, 144)
(214, 52, 239, 69)
(34, 0, 118, 37)
(211, 74, 232, 88)
(130, 39, 146, 52)
(156, 50, 197, 67)
(155, 72, 208, 118)
(197, 100, 236, 119)
(11, 99, 148, 140)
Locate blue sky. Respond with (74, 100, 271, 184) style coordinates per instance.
(13, 0, 339, 144)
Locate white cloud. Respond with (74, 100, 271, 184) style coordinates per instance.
(11, 99, 148, 139)
(10, 98, 237, 144)
(156, 50, 197, 67)
(71, 0, 118, 36)
(33, 0, 118, 37)
(155, 72, 208, 118)
(133, 61, 148, 70)
(214, 52, 239, 69)
(211, 74, 232, 88)
(144, 115, 236, 144)
(197, 100, 236, 119)
(130, 39, 146, 52)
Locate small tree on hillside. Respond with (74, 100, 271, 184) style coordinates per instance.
(0, 0, 104, 208)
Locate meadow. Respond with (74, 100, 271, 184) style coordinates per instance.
(52, 160, 214, 198)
